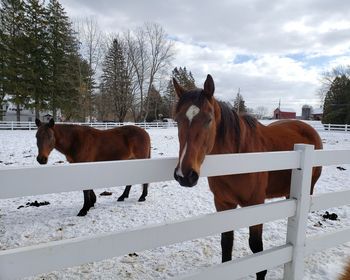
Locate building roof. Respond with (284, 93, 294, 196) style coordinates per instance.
(275, 107, 296, 113)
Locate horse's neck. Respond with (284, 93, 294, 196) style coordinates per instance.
(53, 125, 76, 160)
(211, 102, 251, 154)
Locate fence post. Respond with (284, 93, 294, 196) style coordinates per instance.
(345, 124, 348, 132)
(284, 144, 314, 280)
(11, 121, 13, 130)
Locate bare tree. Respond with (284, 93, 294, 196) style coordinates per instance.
(124, 29, 147, 121)
(125, 22, 174, 121)
(76, 17, 104, 121)
(255, 106, 268, 119)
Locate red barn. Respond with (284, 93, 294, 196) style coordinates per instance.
(274, 108, 296, 119)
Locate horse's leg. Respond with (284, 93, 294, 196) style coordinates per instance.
(117, 185, 132, 201)
(89, 190, 96, 207)
(221, 230, 234, 262)
(249, 224, 267, 280)
(138, 183, 148, 202)
(214, 197, 237, 262)
(78, 189, 94, 216)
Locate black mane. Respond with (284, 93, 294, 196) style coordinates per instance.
(217, 101, 257, 150)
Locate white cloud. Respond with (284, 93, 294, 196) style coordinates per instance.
(60, 0, 350, 115)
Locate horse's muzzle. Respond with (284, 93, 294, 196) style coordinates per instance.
(37, 156, 48, 165)
(174, 168, 199, 187)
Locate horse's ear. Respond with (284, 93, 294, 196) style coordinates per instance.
(173, 78, 185, 98)
(203, 74, 215, 98)
(35, 118, 41, 127)
(48, 118, 55, 128)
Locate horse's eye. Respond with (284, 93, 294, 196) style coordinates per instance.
(205, 117, 212, 127)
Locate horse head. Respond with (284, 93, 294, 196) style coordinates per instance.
(35, 118, 55, 165)
(173, 74, 220, 187)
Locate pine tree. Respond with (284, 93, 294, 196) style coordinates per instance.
(323, 75, 350, 124)
(173, 67, 196, 90)
(101, 38, 132, 122)
(0, 0, 29, 121)
(0, 4, 6, 119)
(162, 66, 196, 118)
(24, 0, 50, 118)
(46, 0, 80, 120)
(145, 85, 162, 121)
(233, 91, 247, 113)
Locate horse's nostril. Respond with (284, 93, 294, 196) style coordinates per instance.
(174, 169, 180, 181)
(188, 170, 199, 182)
(37, 156, 47, 165)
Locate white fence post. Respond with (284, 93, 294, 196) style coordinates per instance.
(284, 144, 314, 280)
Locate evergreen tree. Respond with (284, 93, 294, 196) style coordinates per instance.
(233, 91, 247, 113)
(173, 67, 196, 90)
(46, 0, 80, 120)
(101, 38, 132, 122)
(145, 85, 162, 122)
(0, 0, 29, 121)
(162, 66, 196, 118)
(323, 74, 350, 124)
(24, 0, 50, 118)
(0, 4, 6, 119)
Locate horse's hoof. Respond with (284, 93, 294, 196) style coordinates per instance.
(138, 197, 146, 202)
(117, 197, 125, 202)
(77, 210, 87, 216)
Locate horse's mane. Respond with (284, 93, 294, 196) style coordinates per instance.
(217, 101, 257, 150)
(176, 90, 258, 150)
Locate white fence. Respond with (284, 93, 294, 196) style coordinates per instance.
(1, 120, 349, 132)
(0, 121, 177, 130)
(0, 145, 350, 279)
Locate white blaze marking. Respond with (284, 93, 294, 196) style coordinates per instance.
(186, 105, 200, 124)
(177, 105, 199, 177)
(176, 143, 187, 177)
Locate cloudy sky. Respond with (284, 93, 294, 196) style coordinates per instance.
(60, 0, 350, 115)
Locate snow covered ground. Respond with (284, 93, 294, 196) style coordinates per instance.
(0, 127, 349, 279)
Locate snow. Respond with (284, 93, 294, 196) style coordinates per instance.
(0, 128, 350, 279)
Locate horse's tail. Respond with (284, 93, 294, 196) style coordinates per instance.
(340, 260, 350, 280)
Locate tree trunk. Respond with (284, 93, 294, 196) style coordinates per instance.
(16, 104, 20, 121)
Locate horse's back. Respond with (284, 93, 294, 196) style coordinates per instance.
(264, 120, 322, 198)
(266, 120, 322, 150)
(83, 125, 150, 161)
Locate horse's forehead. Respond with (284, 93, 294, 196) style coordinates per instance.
(186, 105, 200, 122)
(37, 126, 52, 138)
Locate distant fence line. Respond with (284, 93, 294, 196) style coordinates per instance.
(0, 120, 349, 132)
(0, 121, 177, 130)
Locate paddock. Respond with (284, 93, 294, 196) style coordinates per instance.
(0, 128, 349, 279)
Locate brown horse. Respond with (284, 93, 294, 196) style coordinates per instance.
(35, 119, 151, 216)
(340, 260, 350, 280)
(172, 75, 322, 279)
